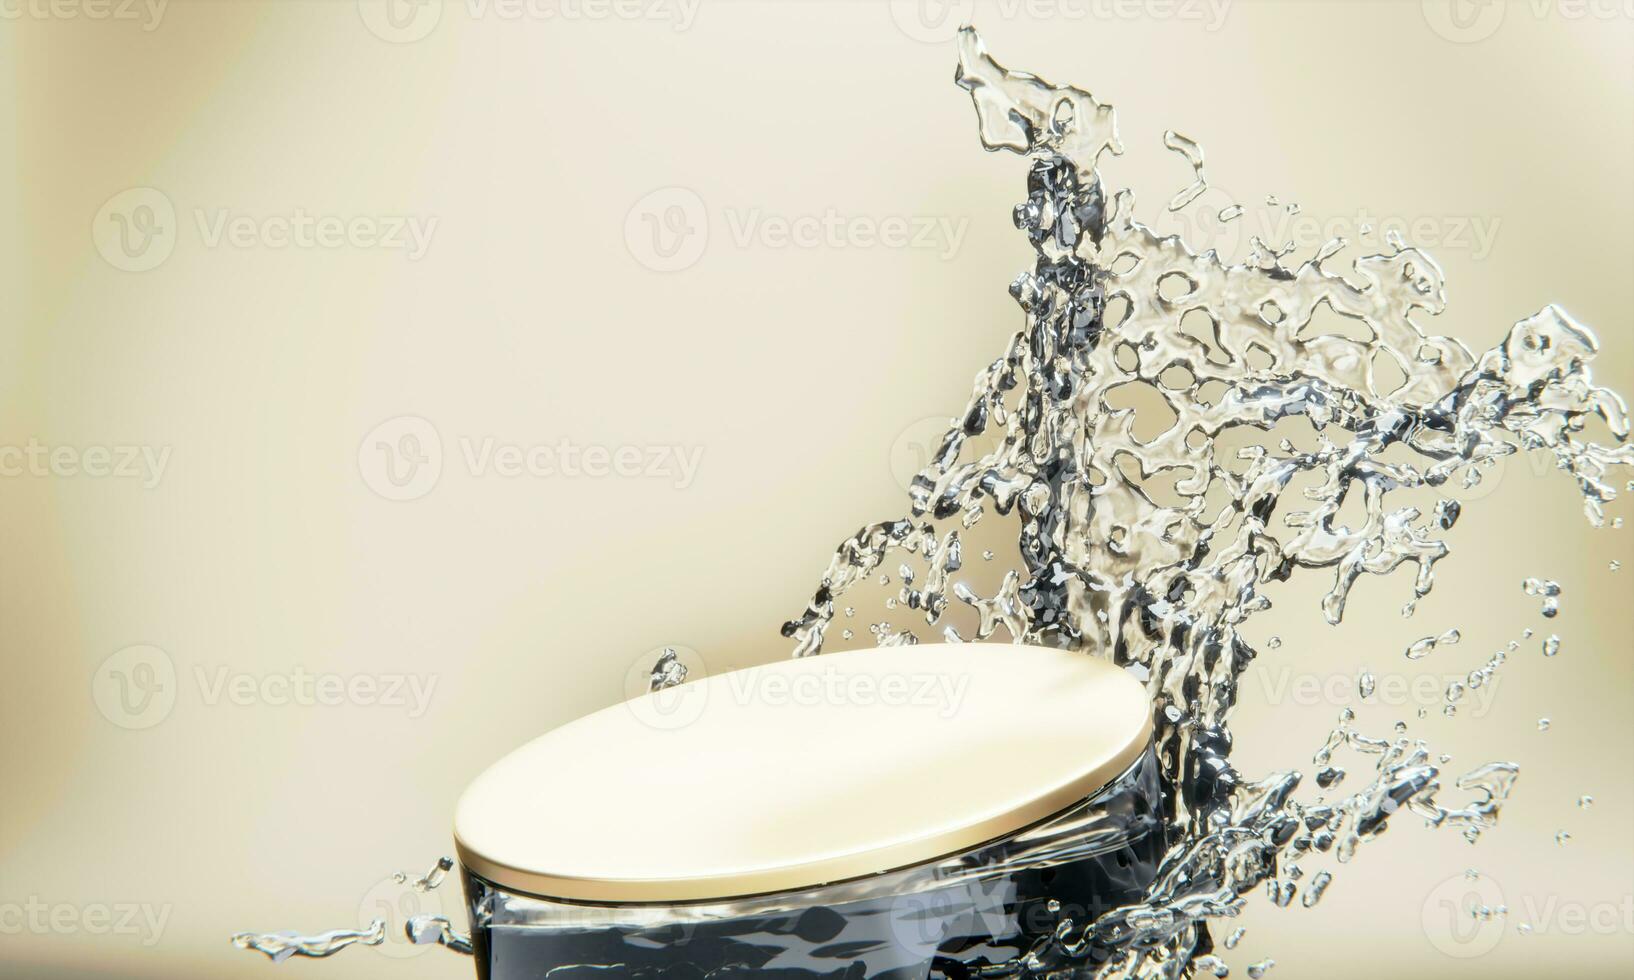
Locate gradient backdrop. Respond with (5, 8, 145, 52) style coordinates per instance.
(3, 1, 1632, 977)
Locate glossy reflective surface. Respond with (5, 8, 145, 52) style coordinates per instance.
(467, 749, 1163, 979)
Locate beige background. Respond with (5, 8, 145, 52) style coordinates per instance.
(2, 1, 1631, 977)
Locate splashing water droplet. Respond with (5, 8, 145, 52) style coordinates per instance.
(1523, 578, 1563, 617)
(1406, 628, 1461, 660)
(1163, 130, 1207, 212)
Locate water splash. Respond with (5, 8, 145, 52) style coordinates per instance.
(232, 921, 386, 963)
(780, 26, 1630, 978)
(233, 857, 471, 962)
(1162, 130, 1206, 212)
(648, 647, 689, 691)
(1522, 577, 1562, 617)
(395, 855, 454, 892)
(1405, 628, 1461, 660)
(233, 25, 1629, 978)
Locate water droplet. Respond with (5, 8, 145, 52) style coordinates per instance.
(1357, 669, 1375, 698)
(1543, 635, 1561, 657)
(1555, 831, 1572, 845)
(1537, 718, 1550, 732)
(1267, 635, 1282, 649)
(1577, 794, 1594, 809)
